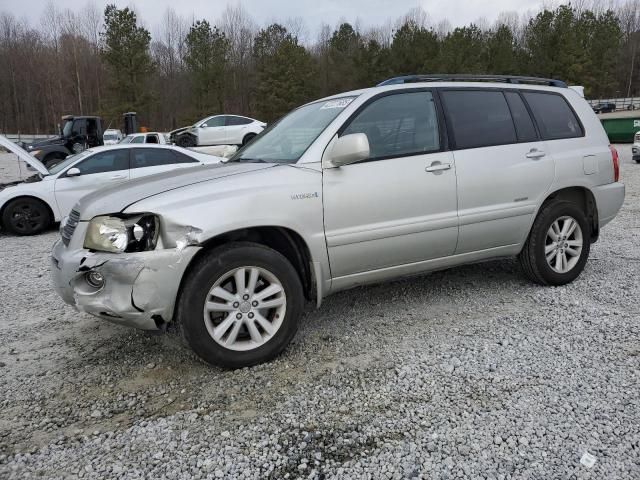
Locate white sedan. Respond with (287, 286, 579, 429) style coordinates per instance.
(119, 132, 168, 144)
(0, 136, 222, 235)
(174, 115, 266, 147)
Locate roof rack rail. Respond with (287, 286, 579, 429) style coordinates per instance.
(377, 74, 567, 88)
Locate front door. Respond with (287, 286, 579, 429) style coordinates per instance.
(198, 116, 227, 145)
(323, 90, 458, 280)
(54, 149, 130, 216)
(439, 89, 556, 254)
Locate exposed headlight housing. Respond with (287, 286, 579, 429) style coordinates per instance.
(84, 214, 159, 253)
(30, 150, 41, 157)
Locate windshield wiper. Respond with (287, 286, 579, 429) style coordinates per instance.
(226, 158, 269, 163)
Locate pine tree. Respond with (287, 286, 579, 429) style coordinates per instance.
(101, 5, 153, 121)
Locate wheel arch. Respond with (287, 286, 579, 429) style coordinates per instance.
(539, 186, 599, 242)
(175, 226, 316, 317)
(0, 195, 56, 230)
(242, 132, 257, 145)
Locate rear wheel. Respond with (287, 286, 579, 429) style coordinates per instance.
(2, 197, 52, 235)
(519, 201, 590, 286)
(176, 242, 304, 368)
(242, 133, 257, 146)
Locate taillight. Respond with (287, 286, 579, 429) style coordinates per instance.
(609, 145, 619, 182)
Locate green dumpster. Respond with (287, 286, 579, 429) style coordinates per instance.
(599, 116, 640, 143)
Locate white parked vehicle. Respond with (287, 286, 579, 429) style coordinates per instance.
(120, 132, 168, 145)
(633, 131, 640, 163)
(103, 129, 123, 145)
(0, 137, 222, 235)
(173, 115, 266, 148)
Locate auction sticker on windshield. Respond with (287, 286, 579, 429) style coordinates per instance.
(320, 98, 354, 109)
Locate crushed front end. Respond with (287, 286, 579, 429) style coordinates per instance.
(51, 213, 201, 330)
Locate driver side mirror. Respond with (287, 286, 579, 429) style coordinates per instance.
(200, 124, 207, 128)
(66, 167, 81, 177)
(325, 133, 370, 168)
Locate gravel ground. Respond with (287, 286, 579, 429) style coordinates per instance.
(0, 147, 638, 479)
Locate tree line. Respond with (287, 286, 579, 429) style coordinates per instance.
(0, 1, 639, 134)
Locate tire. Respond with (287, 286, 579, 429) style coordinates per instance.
(519, 201, 591, 286)
(177, 134, 196, 148)
(242, 133, 257, 146)
(176, 242, 304, 368)
(42, 153, 65, 169)
(1, 197, 52, 235)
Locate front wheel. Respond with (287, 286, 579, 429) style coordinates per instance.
(519, 201, 591, 286)
(1, 197, 52, 235)
(177, 134, 197, 148)
(176, 242, 304, 368)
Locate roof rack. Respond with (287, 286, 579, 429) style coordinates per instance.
(377, 74, 567, 88)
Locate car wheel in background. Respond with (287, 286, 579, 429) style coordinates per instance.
(519, 200, 591, 286)
(43, 153, 65, 169)
(1, 197, 52, 235)
(176, 242, 304, 369)
(177, 134, 196, 148)
(242, 133, 257, 146)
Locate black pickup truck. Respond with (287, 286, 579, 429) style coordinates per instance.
(23, 116, 104, 168)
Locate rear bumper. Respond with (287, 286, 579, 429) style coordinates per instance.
(592, 182, 625, 228)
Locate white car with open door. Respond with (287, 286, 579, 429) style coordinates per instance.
(0, 136, 222, 235)
(175, 115, 266, 148)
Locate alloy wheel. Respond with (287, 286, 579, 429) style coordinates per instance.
(202, 266, 287, 351)
(544, 215, 583, 274)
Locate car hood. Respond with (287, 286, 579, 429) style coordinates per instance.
(75, 162, 277, 220)
(0, 134, 49, 175)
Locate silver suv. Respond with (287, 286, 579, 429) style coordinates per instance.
(51, 75, 625, 368)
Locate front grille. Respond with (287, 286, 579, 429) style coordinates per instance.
(61, 209, 80, 246)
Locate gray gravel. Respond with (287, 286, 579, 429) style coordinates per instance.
(0, 147, 639, 479)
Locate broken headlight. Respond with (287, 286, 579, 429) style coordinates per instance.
(84, 214, 159, 253)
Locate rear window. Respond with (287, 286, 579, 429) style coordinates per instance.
(522, 92, 583, 140)
(441, 90, 516, 149)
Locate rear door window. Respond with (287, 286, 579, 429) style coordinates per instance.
(504, 92, 538, 142)
(441, 90, 517, 149)
(226, 116, 253, 126)
(131, 149, 197, 168)
(522, 92, 583, 140)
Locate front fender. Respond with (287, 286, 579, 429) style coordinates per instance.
(34, 145, 71, 160)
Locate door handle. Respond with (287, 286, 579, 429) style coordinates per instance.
(526, 149, 546, 159)
(110, 174, 126, 180)
(425, 162, 452, 173)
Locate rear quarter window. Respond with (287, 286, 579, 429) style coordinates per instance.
(522, 92, 583, 140)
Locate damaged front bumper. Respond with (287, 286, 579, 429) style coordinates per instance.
(51, 224, 201, 330)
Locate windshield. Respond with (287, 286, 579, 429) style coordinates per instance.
(230, 96, 356, 163)
(119, 136, 133, 144)
(103, 134, 117, 141)
(47, 150, 91, 175)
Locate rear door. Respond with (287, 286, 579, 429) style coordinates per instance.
(440, 89, 555, 254)
(323, 89, 458, 279)
(54, 149, 130, 216)
(129, 148, 200, 179)
(225, 116, 253, 144)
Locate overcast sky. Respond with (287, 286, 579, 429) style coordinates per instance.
(6, 0, 558, 34)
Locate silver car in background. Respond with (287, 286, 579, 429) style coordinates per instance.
(51, 75, 625, 368)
